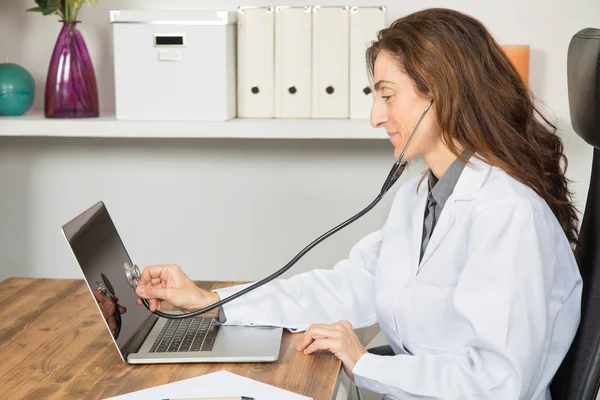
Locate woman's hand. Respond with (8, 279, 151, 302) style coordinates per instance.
(296, 320, 368, 381)
(134, 264, 219, 314)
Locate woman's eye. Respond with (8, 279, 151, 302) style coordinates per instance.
(382, 95, 391, 102)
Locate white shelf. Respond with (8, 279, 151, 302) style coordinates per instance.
(0, 111, 387, 139)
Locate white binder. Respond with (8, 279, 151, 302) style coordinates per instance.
(275, 6, 312, 118)
(311, 6, 350, 119)
(349, 6, 386, 119)
(237, 6, 275, 118)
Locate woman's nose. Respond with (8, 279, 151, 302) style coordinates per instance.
(370, 103, 388, 129)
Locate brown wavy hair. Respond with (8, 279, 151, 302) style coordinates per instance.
(366, 8, 579, 246)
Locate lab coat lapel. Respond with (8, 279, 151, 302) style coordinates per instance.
(417, 155, 492, 271)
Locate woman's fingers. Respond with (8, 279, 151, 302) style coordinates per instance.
(137, 264, 172, 285)
(149, 298, 160, 311)
(135, 296, 161, 312)
(303, 338, 337, 355)
(296, 324, 343, 351)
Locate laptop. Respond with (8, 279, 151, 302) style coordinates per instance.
(61, 201, 283, 364)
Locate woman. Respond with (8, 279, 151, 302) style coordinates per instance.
(134, 8, 582, 400)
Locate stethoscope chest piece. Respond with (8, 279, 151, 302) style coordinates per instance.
(124, 262, 141, 288)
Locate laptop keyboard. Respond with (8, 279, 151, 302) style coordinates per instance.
(149, 317, 220, 353)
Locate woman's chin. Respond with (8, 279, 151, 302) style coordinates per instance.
(394, 147, 415, 161)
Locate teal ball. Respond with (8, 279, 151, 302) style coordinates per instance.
(0, 62, 35, 116)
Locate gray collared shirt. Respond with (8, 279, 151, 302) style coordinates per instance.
(419, 157, 467, 262)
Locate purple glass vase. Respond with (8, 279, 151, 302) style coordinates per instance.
(45, 20, 99, 118)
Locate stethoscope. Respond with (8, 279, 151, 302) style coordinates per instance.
(125, 99, 434, 319)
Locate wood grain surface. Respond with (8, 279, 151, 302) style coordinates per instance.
(0, 278, 342, 400)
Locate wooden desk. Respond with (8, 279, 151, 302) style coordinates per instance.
(0, 278, 342, 399)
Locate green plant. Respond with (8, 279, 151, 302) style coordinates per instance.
(27, 0, 98, 21)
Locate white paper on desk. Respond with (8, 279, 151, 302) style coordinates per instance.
(103, 370, 312, 400)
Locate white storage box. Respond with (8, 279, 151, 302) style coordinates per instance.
(109, 10, 237, 121)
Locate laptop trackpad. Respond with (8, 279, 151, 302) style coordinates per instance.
(212, 325, 283, 359)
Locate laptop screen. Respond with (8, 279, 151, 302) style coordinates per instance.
(62, 201, 151, 357)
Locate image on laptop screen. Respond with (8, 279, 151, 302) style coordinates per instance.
(62, 201, 151, 355)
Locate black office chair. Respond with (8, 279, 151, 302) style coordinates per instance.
(550, 27, 600, 400)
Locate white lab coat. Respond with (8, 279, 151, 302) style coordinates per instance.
(213, 155, 582, 400)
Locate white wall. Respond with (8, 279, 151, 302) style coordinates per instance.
(0, 0, 598, 283)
